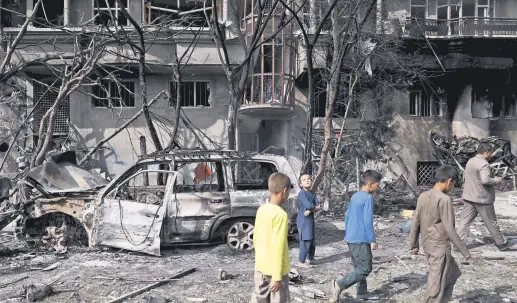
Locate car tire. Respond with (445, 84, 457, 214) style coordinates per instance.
(226, 220, 255, 251)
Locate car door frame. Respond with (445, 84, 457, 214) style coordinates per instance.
(165, 158, 231, 243)
(90, 160, 175, 256)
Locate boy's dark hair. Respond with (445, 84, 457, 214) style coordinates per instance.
(360, 170, 383, 186)
(298, 173, 311, 182)
(435, 165, 459, 183)
(268, 172, 291, 194)
(477, 142, 493, 154)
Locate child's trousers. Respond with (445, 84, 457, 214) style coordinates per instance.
(250, 271, 290, 303)
(299, 239, 316, 263)
(336, 243, 373, 295)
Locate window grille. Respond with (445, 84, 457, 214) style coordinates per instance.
(93, 80, 135, 108)
(169, 81, 210, 107)
(417, 161, 440, 185)
(33, 81, 70, 135)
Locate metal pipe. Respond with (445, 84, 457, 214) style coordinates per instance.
(178, 7, 213, 16)
(148, 5, 179, 14)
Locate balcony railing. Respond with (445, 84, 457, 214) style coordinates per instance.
(242, 73, 294, 107)
(404, 17, 517, 38)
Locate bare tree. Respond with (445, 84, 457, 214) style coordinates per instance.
(205, 0, 301, 150)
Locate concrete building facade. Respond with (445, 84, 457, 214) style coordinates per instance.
(2, 0, 517, 187)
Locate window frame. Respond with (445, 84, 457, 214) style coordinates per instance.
(230, 160, 280, 191)
(169, 80, 211, 108)
(92, 80, 137, 108)
(93, 0, 129, 27)
(172, 160, 226, 193)
(409, 90, 443, 117)
(411, 0, 428, 19)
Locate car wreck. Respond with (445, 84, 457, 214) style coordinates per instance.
(0, 150, 300, 256)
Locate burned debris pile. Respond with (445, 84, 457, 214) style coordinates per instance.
(430, 131, 517, 174)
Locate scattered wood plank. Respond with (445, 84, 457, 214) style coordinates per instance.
(0, 275, 28, 288)
(106, 268, 196, 303)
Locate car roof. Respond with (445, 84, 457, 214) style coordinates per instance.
(136, 149, 288, 164)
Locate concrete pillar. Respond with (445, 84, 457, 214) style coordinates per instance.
(27, 0, 34, 18)
(64, 0, 70, 26)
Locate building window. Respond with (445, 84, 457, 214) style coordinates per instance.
(34, 81, 70, 135)
(417, 161, 440, 186)
(411, 0, 427, 19)
(169, 81, 211, 108)
(94, 0, 129, 26)
(473, 88, 516, 118)
(409, 90, 442, 117)
(92, 80, 135, 108)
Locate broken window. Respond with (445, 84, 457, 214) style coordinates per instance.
(93, 80, 135, 108)
(94, 0, 129, 26)
(169, 81, 210, 108)
(232, 161, 279, 190)
(313, 78, 361, 119)
(174, 161, 224, 193)
(411, 0, 427, 19)
(473, 88, 517, 118)
(109, 162, 173, 204)
(409, 90, 442, 117)
(33, 0, 64, 28)
(146, 0, 212, 27)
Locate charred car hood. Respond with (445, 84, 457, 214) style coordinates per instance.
(26, 160, 108, 194)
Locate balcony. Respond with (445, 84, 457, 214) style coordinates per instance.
(404, 17, 517, 38)
(239, 73, 294, 119)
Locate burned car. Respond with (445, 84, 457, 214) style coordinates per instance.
(5, 150, 300, 256)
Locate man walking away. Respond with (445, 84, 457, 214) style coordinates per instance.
(457, 142, 511, 251)
(410, 165, 471, 303)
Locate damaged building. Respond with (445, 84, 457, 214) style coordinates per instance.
(2, 0, 517, 253)
(377, 0, 517, 185)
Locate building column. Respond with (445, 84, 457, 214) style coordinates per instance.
(27, 0, 34, 19)
(64, 0, 70, 26)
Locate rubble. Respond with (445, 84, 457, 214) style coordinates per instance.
(430, 132, 517, 178)
(25, 284, 53, 302)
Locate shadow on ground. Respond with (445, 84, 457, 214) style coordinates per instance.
(337, 273, 427, 302)
(455, 285, 514, 302)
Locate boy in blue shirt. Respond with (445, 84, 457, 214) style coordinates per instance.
(331, 170, 382, 301)
(296, 173, 321, 268)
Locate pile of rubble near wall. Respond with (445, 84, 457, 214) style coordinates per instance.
(430, 131, 517, 169)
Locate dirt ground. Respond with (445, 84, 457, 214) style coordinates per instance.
(1, 193, 517, 303)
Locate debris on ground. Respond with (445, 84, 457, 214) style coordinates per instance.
(217, 268, 238, 281)
(25, 284, 53, 302)
(147, 296, 167, 303)
(106, 268, 196, 303)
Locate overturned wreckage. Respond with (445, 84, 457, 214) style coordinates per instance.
(1, 150, 299, 256)
(430, 132, 517, 180)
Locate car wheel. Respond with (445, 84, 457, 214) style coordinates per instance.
(227, 221, 254, 251)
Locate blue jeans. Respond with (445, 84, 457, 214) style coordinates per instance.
(299, 239, 316, 263)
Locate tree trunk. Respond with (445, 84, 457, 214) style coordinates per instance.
(168, 68, 182, 149)
(226, 78, 238, 150)
(302, 47, 315, 174)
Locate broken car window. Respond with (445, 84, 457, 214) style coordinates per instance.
(174, 161, 224, 193)
(108, 163, 172, 204)
(232, 161, 279, 190)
